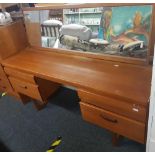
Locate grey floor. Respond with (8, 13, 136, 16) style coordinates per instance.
(0, 87, 145, 152)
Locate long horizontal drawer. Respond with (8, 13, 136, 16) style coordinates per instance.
(78, 90, 147, 123)
(80, 102, 145, 144)
(9, 77, 43, 101)
(4, 67, 36, 84)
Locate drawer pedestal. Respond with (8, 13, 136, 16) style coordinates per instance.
(78, 89, 148, 144)
(4, 67, 60, 109)
(0, 64, 20, 99)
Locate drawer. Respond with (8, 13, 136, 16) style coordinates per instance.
(0, 78, 13, 90)
(4, 67, 36, 84)
(78, 90, 146, 123)
(0, 64, 7, 78)
(9, 77, 43, 101)
(80, 102, 145, 144)
(0, 85, 7, 92)
(0, 85, 12, 93)
(0, 64, 4, 73)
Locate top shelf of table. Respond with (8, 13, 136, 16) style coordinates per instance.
(2, 46, 152, 105)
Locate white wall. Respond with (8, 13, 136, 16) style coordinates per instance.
(147, 46, 155, 152)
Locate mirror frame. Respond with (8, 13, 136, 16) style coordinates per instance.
(22, 3, 155, 65)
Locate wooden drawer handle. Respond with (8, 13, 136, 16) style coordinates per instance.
(100, 114, 118, 123)
(19, 85, 27, 89)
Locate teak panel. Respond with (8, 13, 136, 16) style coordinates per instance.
(33, 46, 146, 66)
(4, 67, 36, 84)
(78, 89, 147, 123)
(9, 77, 43, 101)
(0, 80, 14, 94)
(0, 81, 13, 93)
(2, 47, 152, 106)
(25, 22, 41, 46)
(0, 64, 14, 93)
(80, 102, 145, 144)
(0, 85, 9, 93)
(0, 78, 12, 88)
(35, 77, 60, 101)
(0, 64, 7, 78)
(0, 20, 28, 60)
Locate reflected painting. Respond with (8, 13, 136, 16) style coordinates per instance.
(24, 5, 153, 59)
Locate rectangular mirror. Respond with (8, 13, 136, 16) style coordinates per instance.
(24, 4, 153, 61)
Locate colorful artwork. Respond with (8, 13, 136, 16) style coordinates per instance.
(102, 6, 152, 43)
(35, 5, 153, 59)
(99, 5, 152, 58)
(59, 5, 153, 59)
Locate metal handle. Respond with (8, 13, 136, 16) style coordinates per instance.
(100, 114, 118, 123)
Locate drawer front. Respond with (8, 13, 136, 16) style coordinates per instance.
(0, 64, 7, 78)
(0, 79, 10, 87)
(4, 67, 36, 84)
(9, 77, 42, 101)
(0, 78, 13, 91)
(0, 85, 7, 92)
(78, 90, 146, 123)
(0, 85, 12, 93)
(80, 102, 145, 144)
(0, 64, 4, 73)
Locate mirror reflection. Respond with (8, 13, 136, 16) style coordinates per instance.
(24, 5, 152, 59)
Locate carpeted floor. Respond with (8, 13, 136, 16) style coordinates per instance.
(0, 87, 145, 152)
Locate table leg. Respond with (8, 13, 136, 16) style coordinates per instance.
(112, 133, 123, 146)
(33, 100, 48, 110)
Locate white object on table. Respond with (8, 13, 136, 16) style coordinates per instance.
(89, 38, 109, 45)
(0, 12, 12, 25)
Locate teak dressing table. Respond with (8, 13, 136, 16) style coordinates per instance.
(0, 3, 155, 146)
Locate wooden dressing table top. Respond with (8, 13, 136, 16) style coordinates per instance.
(2, 47, 152, 105)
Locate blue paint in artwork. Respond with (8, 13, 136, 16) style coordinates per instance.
(98, 27, 104, 39)
(110, 5, 152, 36)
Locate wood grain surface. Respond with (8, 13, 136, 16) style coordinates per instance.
(2, 47, 152, 106)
